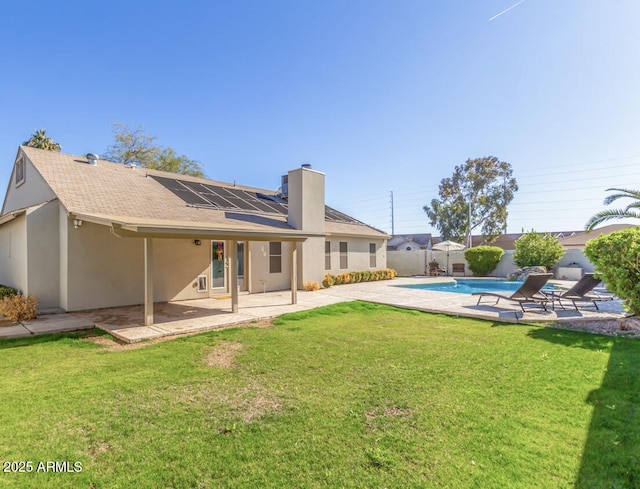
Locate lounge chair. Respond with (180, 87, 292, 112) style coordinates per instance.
(452, 263, 465, 276)
(472, 273, 553, 313)
(542, 273, 615, 310)
(429, 263, 446, 276)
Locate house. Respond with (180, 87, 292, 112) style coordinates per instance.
(0, 147, 388, 324)
(387, 234, 433, 251)
(558, 224, 635, 249)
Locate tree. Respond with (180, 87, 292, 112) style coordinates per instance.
(154, 148, 205, 178)
(423, 156, 518, 244)
(23, 129, 62, 151)
(585, 188, 640, 230)
(513, 230, 564, 270)
(584, 227, 640, 315)
(103, 123, 205, 177)
(103, 122, 159, 167)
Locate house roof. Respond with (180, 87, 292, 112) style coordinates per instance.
(469, 232, 578, 250)
(428, 231, 580, 250)
(558, 224, 635, 248)
(387, 234, 432, 249)
(10, 147, 387, 240)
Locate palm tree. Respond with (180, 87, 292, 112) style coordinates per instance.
(585, 188, 640, 230)
(23, 129, 62, 151)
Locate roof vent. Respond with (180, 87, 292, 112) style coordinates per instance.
(86, 153, 99, 165)
(301, 163, 312, 169)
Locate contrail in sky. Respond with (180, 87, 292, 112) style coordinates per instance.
(488, 0, 526, 21)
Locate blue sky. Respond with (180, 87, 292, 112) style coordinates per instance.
(1, 0, 639, 235)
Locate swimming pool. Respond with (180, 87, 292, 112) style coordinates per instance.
(398, 279, 558, 295)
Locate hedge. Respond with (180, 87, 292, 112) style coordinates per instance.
(322, 269, 397, 288)
(464, 246, 504, 276)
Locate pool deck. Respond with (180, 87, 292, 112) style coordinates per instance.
(0, 277, 627, 343)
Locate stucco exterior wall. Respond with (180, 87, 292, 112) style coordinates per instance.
(388, 249, 429, 276)
(298, 237, 325, 288)
(153, 239, 211, 301)
(66, 220, 144, 311)
(65, 223, 219, 310)
(26, 201, 60, 309)
(390, 248, 595, 278)
(2, 154, 56, 214)
(555, 249, 594, 273)
(388, 249, 469, 276)
(325, 237, 388, 275)
(0, 213, 27, 293)
(247, 241, 293, 292)
(59, 205, 69, 310)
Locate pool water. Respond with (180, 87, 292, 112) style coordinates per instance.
(398, 279, 558, 295)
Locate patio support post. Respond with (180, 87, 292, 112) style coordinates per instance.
(144, 238, 154, 326)
(228, 240, 238, 313)
(290, 243, 298, 304)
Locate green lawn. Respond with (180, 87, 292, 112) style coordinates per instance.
(1, 301, 639, 488)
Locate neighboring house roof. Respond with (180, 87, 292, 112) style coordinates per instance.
(5, 147, 387, 240)
(428, 231, 580, 250)
(558, 224, 635, 249)
(387, 234, 432, 250)
(471, 232, 577, 250)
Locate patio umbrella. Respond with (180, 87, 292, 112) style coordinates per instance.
(432, 240, 466, 275)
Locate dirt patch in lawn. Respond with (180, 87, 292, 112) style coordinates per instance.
(173, 381, 283, 425)
(204, 341, 245, 368)
(365, 405, 413, 432)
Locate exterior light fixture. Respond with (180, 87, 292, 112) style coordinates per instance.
(194, 240, 202, 246)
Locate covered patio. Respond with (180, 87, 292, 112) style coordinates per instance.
(72, 211, 325, 327)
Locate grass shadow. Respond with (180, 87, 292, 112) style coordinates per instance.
(528, 326, 640, 486)
(0, 328, 109, 350)
(576, 338, 640, 487)
(526, 326, 615, 352)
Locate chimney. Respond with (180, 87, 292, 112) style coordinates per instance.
(287, 164, 325, 232)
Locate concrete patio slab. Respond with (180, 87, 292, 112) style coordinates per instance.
(1, 277, 627, 344)
(0, 323, 33, 339)
(0, 314, 94, 339)
(22, 314, 94, 334)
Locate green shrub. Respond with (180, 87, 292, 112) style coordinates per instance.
(464, 246, 504, 276)
(0, 285, 18, 300)
(0, 293, 38, 322)
(513, 231, 564, 269)
(584, 227, 640, 315)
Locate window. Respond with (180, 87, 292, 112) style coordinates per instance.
(369, 243, 377, 268)
(325, 241, 331, 270)
(339, 241, 348, 269)
(269, 242, 282, 273)
(14, 157, 25, 187)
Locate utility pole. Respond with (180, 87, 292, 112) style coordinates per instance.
(467, 200, 472, 248)
(390, 191, 395, 236)
(503, 174, 507, 235)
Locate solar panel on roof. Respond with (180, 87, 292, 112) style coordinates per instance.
(152, 176, 215, 207)
(151, 175, 367, 225)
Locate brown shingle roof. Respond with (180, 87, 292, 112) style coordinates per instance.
(19, 146, 387, 239)
(558, 224, 636, 248)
